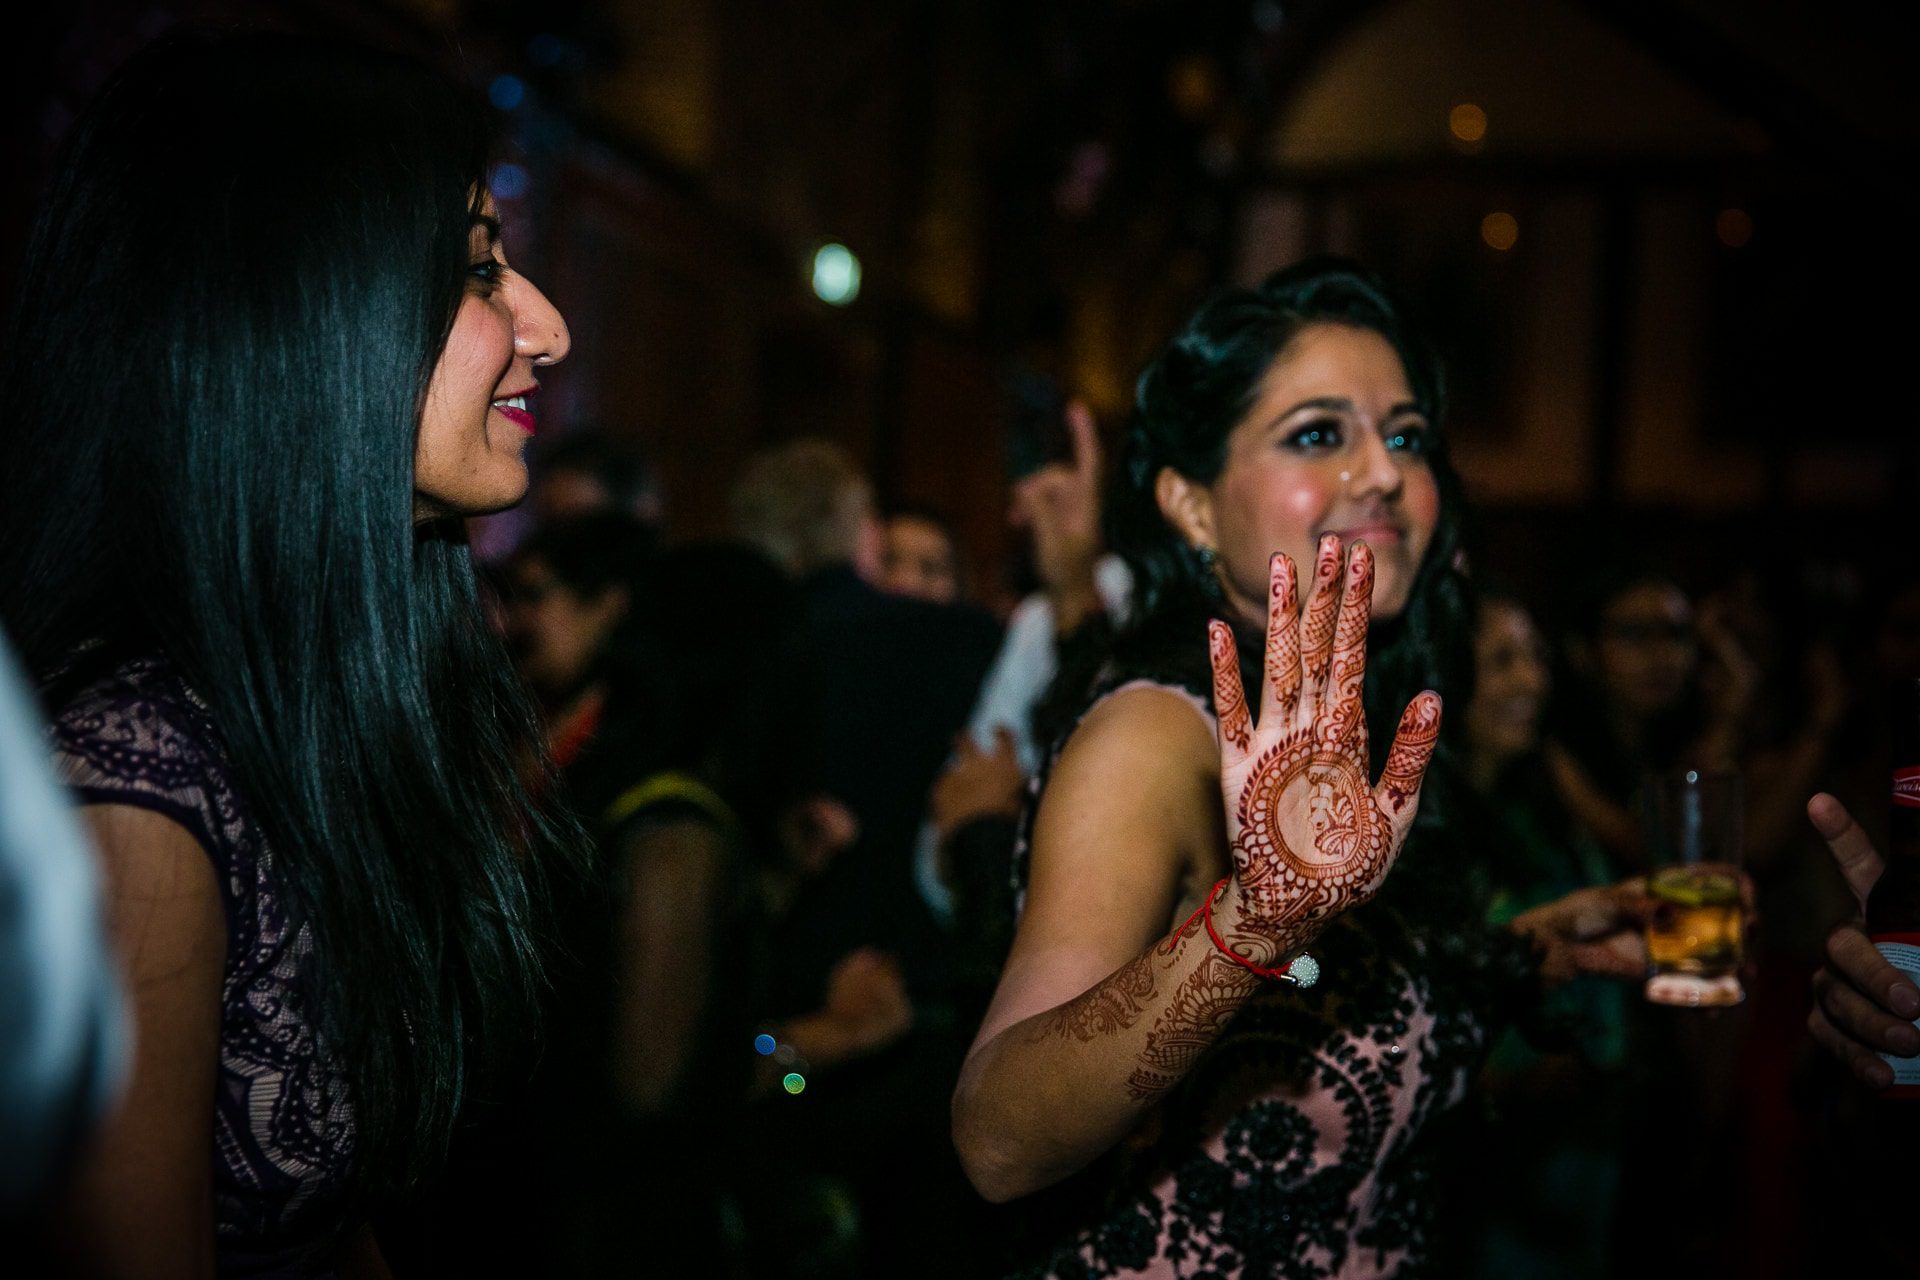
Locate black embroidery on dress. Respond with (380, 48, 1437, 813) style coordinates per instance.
(1008, 679, 1487, 1278)
(51, 656, 357, 1273)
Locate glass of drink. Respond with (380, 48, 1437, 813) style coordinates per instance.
(1642, 769, 1745, 1007)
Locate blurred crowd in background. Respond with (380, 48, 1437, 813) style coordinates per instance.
(372, 412, 1904, 1277)
(4, 2, 1915, 1277)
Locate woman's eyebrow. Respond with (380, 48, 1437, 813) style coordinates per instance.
(1272, 395, 1354, 420)
(471, 213, 502, 243)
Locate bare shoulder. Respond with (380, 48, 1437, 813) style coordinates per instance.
(59, 806, 223, 1278)
(982, 684, 1221, 1039)
(1061, 682, 1216, 775)
(620, 814, 727, 905)
(80, 804, 225, 983)
(1036, 682, 1218, 857)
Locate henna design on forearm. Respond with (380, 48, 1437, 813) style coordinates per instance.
(1125, 951, 1253, 1100)
(1028, 901, 1211, 1046)
(1029, 949, 1160, 1043)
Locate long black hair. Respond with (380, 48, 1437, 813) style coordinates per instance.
(0, 28, 583, 1192)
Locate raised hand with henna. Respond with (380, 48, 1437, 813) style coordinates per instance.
(952, 536, 1441, 1202)
(1207, 536, 1445, 967)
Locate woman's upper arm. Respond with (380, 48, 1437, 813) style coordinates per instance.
(60, 803, 225, 1280)
(971, 687, 1219, 1049)
(612, 815, 727, 1111)
(619, 815, 726, 958)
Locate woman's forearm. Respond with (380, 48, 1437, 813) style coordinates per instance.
(952, 892, 1275, 1203)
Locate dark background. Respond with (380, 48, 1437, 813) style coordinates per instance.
(7, 5, 1915, 1274)
(10, 0, 1912, 613)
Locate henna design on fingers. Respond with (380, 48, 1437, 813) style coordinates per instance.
(1264, 553, 1302, 719)
(1320, 545, 1374, 749)
(1377, 693, 1443, 816)
(1299, 536, 1343, 697)
(1210, 620, 1252, 754)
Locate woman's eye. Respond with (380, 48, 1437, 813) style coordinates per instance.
(1385, 423, 1431, 455)
(467, 259, 505, 291)
(1283, 418, 1343, 450)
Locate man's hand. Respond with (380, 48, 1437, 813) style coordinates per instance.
(1806, 793, 1920, 1089)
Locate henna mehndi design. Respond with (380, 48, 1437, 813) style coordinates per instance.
(1264, 552, 1302, 719)
(1030, 950, 1160, 1043)
(1213, 539, 1441, 959)
(1031, 895, 1213, 1047)
(1210, 620, 1251, 754)
(1377, 692, 1443, 816)
(1297, 535, 1343, 697)
(1125, 952, 1250, 1100)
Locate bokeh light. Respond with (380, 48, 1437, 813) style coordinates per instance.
(1716, 208, 1754, 248)
(489, 163, 530, 202)
(1449, 103, 1488, 145)
(488, 74, 527, 112)
(811, 243, 862, 305)
(754, 1033, 777, 1056)
(1481, 211, 1519, 251)
(782, 1072, 807, 1095)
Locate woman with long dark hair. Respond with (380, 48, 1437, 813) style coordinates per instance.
(952, 260, 1655, 1277)
(0, 29, 581, 1277)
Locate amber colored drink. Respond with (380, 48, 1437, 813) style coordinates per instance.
(1644, 865, 1744, 1006)
(1642, 770, 1745, 1007)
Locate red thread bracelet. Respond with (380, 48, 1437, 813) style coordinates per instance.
(1199, 877, 1307, 982)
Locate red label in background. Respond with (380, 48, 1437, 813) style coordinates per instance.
(1897, 766, 1920, 809)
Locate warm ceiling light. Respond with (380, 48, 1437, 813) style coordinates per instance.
(1481, 211, 1519, 251)
(1449, 103, 1488, 144)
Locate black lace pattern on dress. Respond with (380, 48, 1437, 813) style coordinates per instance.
(1006, 678, 1486, 1279)
(50, 655, 356, 1277)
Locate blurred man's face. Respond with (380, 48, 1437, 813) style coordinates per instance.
(1595, 582, 1697, 720)
(501, 555, 626, 703)
(1466, 600, 1551, 764)
(882, 514, 960, 604)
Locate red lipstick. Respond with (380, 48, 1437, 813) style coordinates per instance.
(490, 385, 539, 434)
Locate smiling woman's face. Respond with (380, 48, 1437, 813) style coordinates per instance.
(1162, 322, 1441, 626)
(413, 197, 571, 519)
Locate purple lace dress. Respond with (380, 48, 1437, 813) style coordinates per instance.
(1009, 680, 1488, 1279)
(50, 654, 357, 1278)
